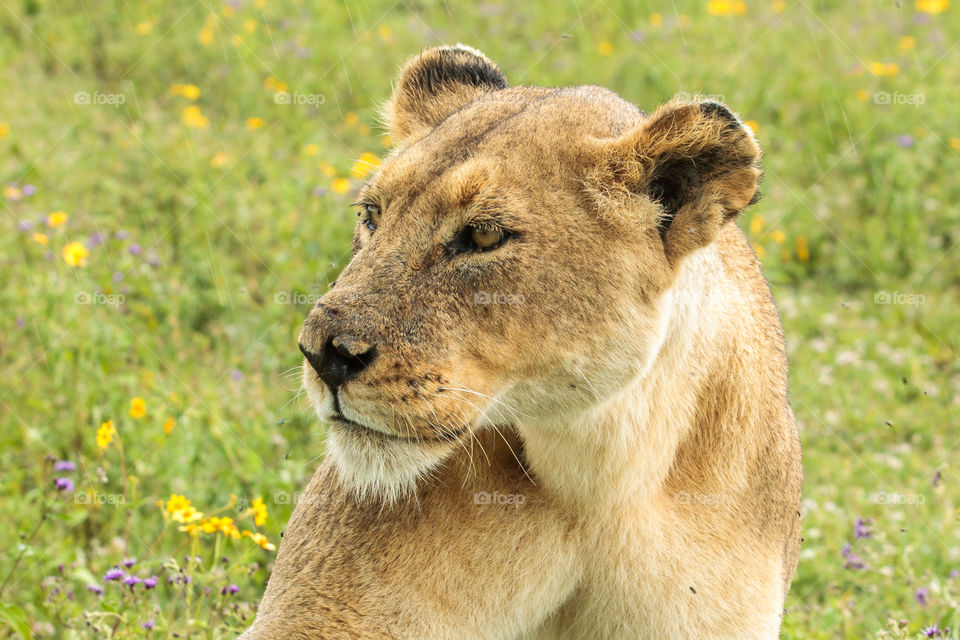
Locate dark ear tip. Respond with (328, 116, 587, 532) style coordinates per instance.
(406, 44, 507, 91)
(699, 101, 740, 125)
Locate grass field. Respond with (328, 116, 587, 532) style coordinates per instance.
(1, 0, 959, 638)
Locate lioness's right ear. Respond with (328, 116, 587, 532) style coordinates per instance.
(383, 44, 507, 144)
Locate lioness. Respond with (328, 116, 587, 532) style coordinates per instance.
(240, 45, 802, 640)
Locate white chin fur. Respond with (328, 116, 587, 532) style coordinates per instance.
(325, 425, 450, 505)
(303, 365, 451, 504)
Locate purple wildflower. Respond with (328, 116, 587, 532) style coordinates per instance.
(144, 575, 158, 589)
(122, 557, 136, 568)
(923, 625, 950, 638)
(896, 135, 914, 148)
(932, 470, 941, 487)
(221, 583, 240, 595)
(142, 620, 155, 631)
(841, 543, 866, 570)
(54, 477, 74, 492)
(22, 184, 36, 197)
(147, 254, 160, 267)
(122, 575, 143, 589)
(915, 586, 929, 607)
(53, 460, 76, 472)
(112, 271, 123, 283)
(115, 230, 130, 240)
(87, 584, 104, 596)
(17, 220, 33, 231)
(312, 186, 328, 196)
(854, 518, 871, 540)
(86, 231, 104, 249)
(230, 369, 243, 381)
(128, 243, 142, 255)
(104, 568, 125, 581)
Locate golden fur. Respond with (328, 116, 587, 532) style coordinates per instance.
(240, 44, 802, 640)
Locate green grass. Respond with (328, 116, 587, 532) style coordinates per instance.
(1, 0, 959, 638)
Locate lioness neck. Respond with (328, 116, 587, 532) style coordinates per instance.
(519, 234, 767, 510)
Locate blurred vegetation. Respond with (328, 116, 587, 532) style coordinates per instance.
(0, 0, 958, 638)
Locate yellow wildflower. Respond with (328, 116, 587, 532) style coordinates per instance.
(916, 0, 949, 14)
(0, 122, 9, 138)
(243, 19, 257, 33)
(796, 235, 810, 262)
(771, 230, 786, 244)
(263, 76, 277, 90)
(948, 137, 960, 151)
(350, 152, 381, 178)
(96, 420, 116, 449)
(247, 497, 268, 526)
(129, 397, 146, 418)
(331, 178, 351, 194)
(4, 185, 22, 200)
(597, 41, 614, 56)
(320, 162, 336, 178)
(744, 120, 759, 135)
(242, 530, 277, 551)
(650, 13, 664, 26)
(135, 22, 153, 35)
(708, 0, 747, 16)
(47, 211, 68, 227)
(899, 36, 916, 52)
(750, 214, 764, 235)
(753, 244, 766, 259)
(181, 105, 209, 128)
(246, 117, 264, 130)
(380, 134, 393, 148)
(222, 4, 235, 17)
(855, 89, 870, 102)
(199, 28, 214, 45)
(378, 25, 394, 42)
(304, 144, 320, 156)
(771, 0, 787, 12)
(344, 111, 359, 127)
(32, 232, 49, 245)
(885, 62, 900, 77)
(62, 242, 89, 267)
(211, 151, 229, 168)
(274, 81, 288, 93)
(163, 417, 176, 434)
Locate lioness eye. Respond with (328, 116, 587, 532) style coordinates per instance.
(469, 225, 502, 250)
(360, 204, 381, 231)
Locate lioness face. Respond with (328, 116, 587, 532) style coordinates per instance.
(299, 46, 760, 498)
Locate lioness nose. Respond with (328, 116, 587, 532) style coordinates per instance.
(299, 335, 376, 392)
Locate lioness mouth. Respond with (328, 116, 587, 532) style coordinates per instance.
(331, 414, 468, 444)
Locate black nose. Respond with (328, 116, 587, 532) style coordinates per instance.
(299, 336, 376, 392)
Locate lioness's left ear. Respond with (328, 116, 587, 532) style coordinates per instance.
(383, 44, 507, 143)
(602, 100, 761, 262)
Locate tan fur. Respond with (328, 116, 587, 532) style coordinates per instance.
(240, 45, 802, 639)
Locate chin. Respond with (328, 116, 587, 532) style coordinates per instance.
(302, 363, 458, 505)
(325, 420, 456, 505)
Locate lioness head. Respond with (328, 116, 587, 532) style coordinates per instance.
(299, 44, 761, 501)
